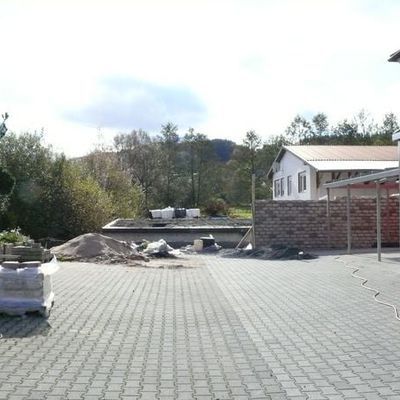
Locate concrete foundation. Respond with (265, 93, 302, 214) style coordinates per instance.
(102, 219, 251, 248)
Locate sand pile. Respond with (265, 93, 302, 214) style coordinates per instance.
(51, 233, 147, 264)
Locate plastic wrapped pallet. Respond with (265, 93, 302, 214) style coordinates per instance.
(0, 257, 59, 317)
(161, 207, 174, 219)
(150, 209, 162, 219)
(187, 208, 200, 218)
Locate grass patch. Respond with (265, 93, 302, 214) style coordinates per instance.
(228, 206, 252, 219)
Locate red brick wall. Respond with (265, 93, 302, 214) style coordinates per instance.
(255, 198, 399, 249)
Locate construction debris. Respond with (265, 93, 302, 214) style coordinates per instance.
(141, 239, 179, 258)
(181, 236, 222, 254)
(220, 246, 317, 260)
(51, 234, 183, 263)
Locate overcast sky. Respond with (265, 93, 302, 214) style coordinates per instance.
(1, 0, 400, 157)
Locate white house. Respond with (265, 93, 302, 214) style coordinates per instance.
(267, 145, 398, 200)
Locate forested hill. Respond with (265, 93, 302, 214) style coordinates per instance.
(0, 111, 398, 240)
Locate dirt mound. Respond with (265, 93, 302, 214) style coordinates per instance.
(51, 233, 147, 264)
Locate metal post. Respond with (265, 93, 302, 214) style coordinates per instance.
(376, 182, 381, 262)
(326, 188, 331, 249)
(386, 188, 390, 245)
(251, 173, 256, 249)
(347, 185, 351, 254)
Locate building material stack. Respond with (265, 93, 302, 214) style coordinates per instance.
(0, 242, 58, 317)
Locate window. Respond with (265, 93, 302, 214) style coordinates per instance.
(274, 179, 280, 197)
(298, 171, 307, 192)
(280, 178, 284, 196)
(287, 175, 292, 196)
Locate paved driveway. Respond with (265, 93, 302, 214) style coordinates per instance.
(0, 254, 399, 399)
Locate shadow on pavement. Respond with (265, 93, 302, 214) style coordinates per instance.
(0, 314, 51, 338)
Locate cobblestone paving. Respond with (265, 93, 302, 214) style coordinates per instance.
(0, 256, 399, 399)
(206, 256, 400, 400)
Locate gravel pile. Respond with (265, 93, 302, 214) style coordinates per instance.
(51, 233, 147, 264)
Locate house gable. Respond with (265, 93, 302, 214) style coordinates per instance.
(268, 145, 398, 201)
(271, 149, 315, 200)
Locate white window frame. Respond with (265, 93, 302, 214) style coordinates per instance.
(287, 175, 292, 196)
(274, 179, 280, 197)
(298, 171, 307, 193)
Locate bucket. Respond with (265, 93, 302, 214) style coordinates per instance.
(193, 239, 203, 252)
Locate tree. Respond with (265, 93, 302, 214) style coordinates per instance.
(312, 113, 329, 137)
(210, 139, 236, 162)
(0, 132, 116, 239)
(285, 115, 313, 143)
(0, 132, 54, 237)
(183, 129, 211, 207)
(80, 150, 143, 218)
(114, 130, 159, 209)
(225, 131, 262, 205)
(373, 113, 399, 144)
(42, 157, 115, 239)
(0, 112, 8, 139)
(0, 112, 14, 199)
(0, 169, 15, 195)
(243, 130, 261, 174)
(158, 122, 180, 206)
(332, 119, 360, 144)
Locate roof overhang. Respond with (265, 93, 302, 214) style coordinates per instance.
(266, 146, 288, 179)
(388, 49, 400, 63)
(309, 160, 398, 171)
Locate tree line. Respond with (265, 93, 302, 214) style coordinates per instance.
(0, 110, 397, 241)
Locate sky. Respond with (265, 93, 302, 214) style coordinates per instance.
(1, 0, 400, 157)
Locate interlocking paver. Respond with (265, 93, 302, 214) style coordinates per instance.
(0, 254, 399, 399)
(205, 254, 400, 400)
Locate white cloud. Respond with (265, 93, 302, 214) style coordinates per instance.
(0, 0, 400, 156)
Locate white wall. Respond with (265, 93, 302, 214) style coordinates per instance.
(272, 151, 313, 200)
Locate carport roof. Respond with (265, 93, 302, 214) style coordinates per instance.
(323, 167, 400, 189)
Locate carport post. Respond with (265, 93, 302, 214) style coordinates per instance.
(376, 182, 381, 262)
(346, 185, 351, 254)
(326, 188, 331, 249)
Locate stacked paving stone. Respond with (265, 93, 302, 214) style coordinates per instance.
(0, 242, 55, 317)
(1, 242, 52, 263)
(255, 197, 399, 249)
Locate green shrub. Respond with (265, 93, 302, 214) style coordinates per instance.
(203, 198, 228, 216)
(0, 228, 27, 244)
